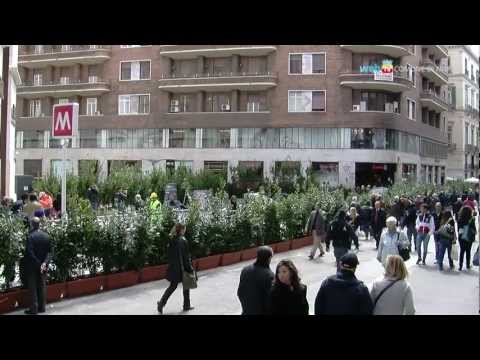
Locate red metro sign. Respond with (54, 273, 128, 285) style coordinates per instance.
(52, 103, 79, 139)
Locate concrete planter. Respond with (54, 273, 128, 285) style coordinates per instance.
(291, 237, 310, 250)
(140, 264, 168, 283)
(0, 289, 28, 314)
(240, 247, 258, 261)
(46, 282, 67, 303)
(106, 271, 139, 291)
(66, 275, 106, 298)
(196, 255, 222, 271)
(275, 240, 292, 253)
(220, 251, 243, 266)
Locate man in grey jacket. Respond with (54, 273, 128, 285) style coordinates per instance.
(306, 205, 327, 260)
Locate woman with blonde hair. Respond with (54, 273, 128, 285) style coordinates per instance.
(370, 255, 415, 315)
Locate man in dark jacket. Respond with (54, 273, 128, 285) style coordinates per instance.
(87, 185, 99, 210)
(358, 204, 373, 241)
(326, 210, 358, 270)
(314, 252, 373, 315)
(237, 246, 274, 315)
(402, 199, 418, 252)
(388, 196, 404, 224)
(24, 217, 52, 315)
(371, 200, 387, 250)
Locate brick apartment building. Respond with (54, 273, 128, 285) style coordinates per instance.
(14, 45, 449, 189)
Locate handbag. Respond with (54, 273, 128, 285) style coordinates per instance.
(396, 232, 410, 262)
(178, 240, 197, 290)
(473, 246, 479, 267)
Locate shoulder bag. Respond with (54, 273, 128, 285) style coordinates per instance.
(374, 279, 400, 306)
(396, 232, 410, 262)
(178, 239, 198, 290)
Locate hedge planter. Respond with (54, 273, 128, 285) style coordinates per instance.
(46, 282, 67, 303)
(220, 251, 242, 266)
(66, 276, 106, 299)
(275, 240, 292, 253)
(196, 254, 222, 271)
(106, 271, 140, 291)
(0, 289, 28, 314)
(240, 247, 258, 261)
(140, 264, 168, 283)
(291, 236, 312, 250)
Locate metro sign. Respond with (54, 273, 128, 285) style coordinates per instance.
(52, 103, 79, 139)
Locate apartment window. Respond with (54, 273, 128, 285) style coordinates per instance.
(288, 90, 326, 112)
(79, 129, 101, 148)
(33, 45, 43, 54)
(106, 129, 162, 149)
(202, 129, 230, 148)
(86, 98, 98, 115)
(204, 161, 228, 175)
(205, 93, 231, 112)
(24, 160, 43, 178)
(465, 85, 470, 107)
(170, 94, 196, 113)
(169, 129, 196, 148)
(59, 76, 70, 85)
(58, 98, 69, 104)
(407, 64, 416, 87)
(289, 53, 326, 74)
(407, 99, 416, 120)
(29, 99, 42, 117)
(246, 92, 268, 112)
(120, 60, 151, 80)
(118, 94, 150, 115)
(355, 90, 400, 112)
(204, 57, 232, 75)
(33, 71, 43, 86)
(22, 131, 44, 148)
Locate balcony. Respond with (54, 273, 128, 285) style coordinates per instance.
(339, 71, 413, 92)
(159, 45, 277, 59)
(158, 72, 278, 92)
(422, 45, 448, 59)
(420, 59, 448, 85)
(420, 90, 449, 112)
(340, 45, 413, 57)
(17, 79, 111, 99)
(18, 46, 111, 68)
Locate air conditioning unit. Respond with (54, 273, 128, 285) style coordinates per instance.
(221, 104, 231, 112)
(352, 105, 360, 112)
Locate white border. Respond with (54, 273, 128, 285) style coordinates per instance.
(118, 93, 150, 115)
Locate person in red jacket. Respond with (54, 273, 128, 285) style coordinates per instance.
(38, 192, 53, 218)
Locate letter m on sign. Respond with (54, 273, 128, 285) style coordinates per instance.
(52, 103, 78, 139)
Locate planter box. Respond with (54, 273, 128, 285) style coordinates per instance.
(275, 240, 292, 253)
(220, 251, 242, 266)
(106, 271, 139, 291)
(66, 276, 106, 298)
(140, 264, 168, 283)
(240, 247, 258, 261)
(304, 236, 314, 246)
(196, 254, 222, 271)
(46, 282, 67, 303)
(291, 237, 311, 250)
(0, 289, 29, 314)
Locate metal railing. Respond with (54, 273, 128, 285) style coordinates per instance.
(421, 58, 448, 78)
(421, 89, 448, 104)
(19, 78, 107, 87)
(19, 45, 110, 56)
(160, 71, 277, 79)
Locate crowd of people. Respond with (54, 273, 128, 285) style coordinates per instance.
(1, 190, 60, 222)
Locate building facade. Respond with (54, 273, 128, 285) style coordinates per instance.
(1, 45, 19, 199)
(446, 45, 480, 180)
(14, 45, 449, 188)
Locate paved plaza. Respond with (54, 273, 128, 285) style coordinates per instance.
(7, 234, 479, 315)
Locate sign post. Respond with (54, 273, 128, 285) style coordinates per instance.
(52, 103, 78, 220)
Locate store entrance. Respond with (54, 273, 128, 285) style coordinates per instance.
(355, 163, 396, 187)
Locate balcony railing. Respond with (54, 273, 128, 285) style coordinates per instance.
(420, 89, 449, 108)
(421, 58, 448, 78)
(19, 45, 110, 56)
(20, 78, 107, 87)
(160, 71, 276, 79)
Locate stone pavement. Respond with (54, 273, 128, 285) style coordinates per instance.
(7, 234, 479, 315)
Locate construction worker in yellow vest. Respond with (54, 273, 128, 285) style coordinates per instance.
(149, 192, 160, 212)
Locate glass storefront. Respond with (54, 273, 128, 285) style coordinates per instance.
(402, 163, 417, 183)
(312, 162, 339, 187)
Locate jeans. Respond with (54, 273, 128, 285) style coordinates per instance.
(437, 239, 453, 270)
(416, 232, 430, 262)
(334, 247, 349, 271)
(159, 281, 191, 310)
(406, 225, 417, 250)
(27, 270, 47, 313)
(458, 239, 474, 269)
(310, 230, 326, 258)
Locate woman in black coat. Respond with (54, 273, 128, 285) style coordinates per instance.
(157, 223, 195, 314)
(457, 206, 476, 271)
(269, 259, 309, 315)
